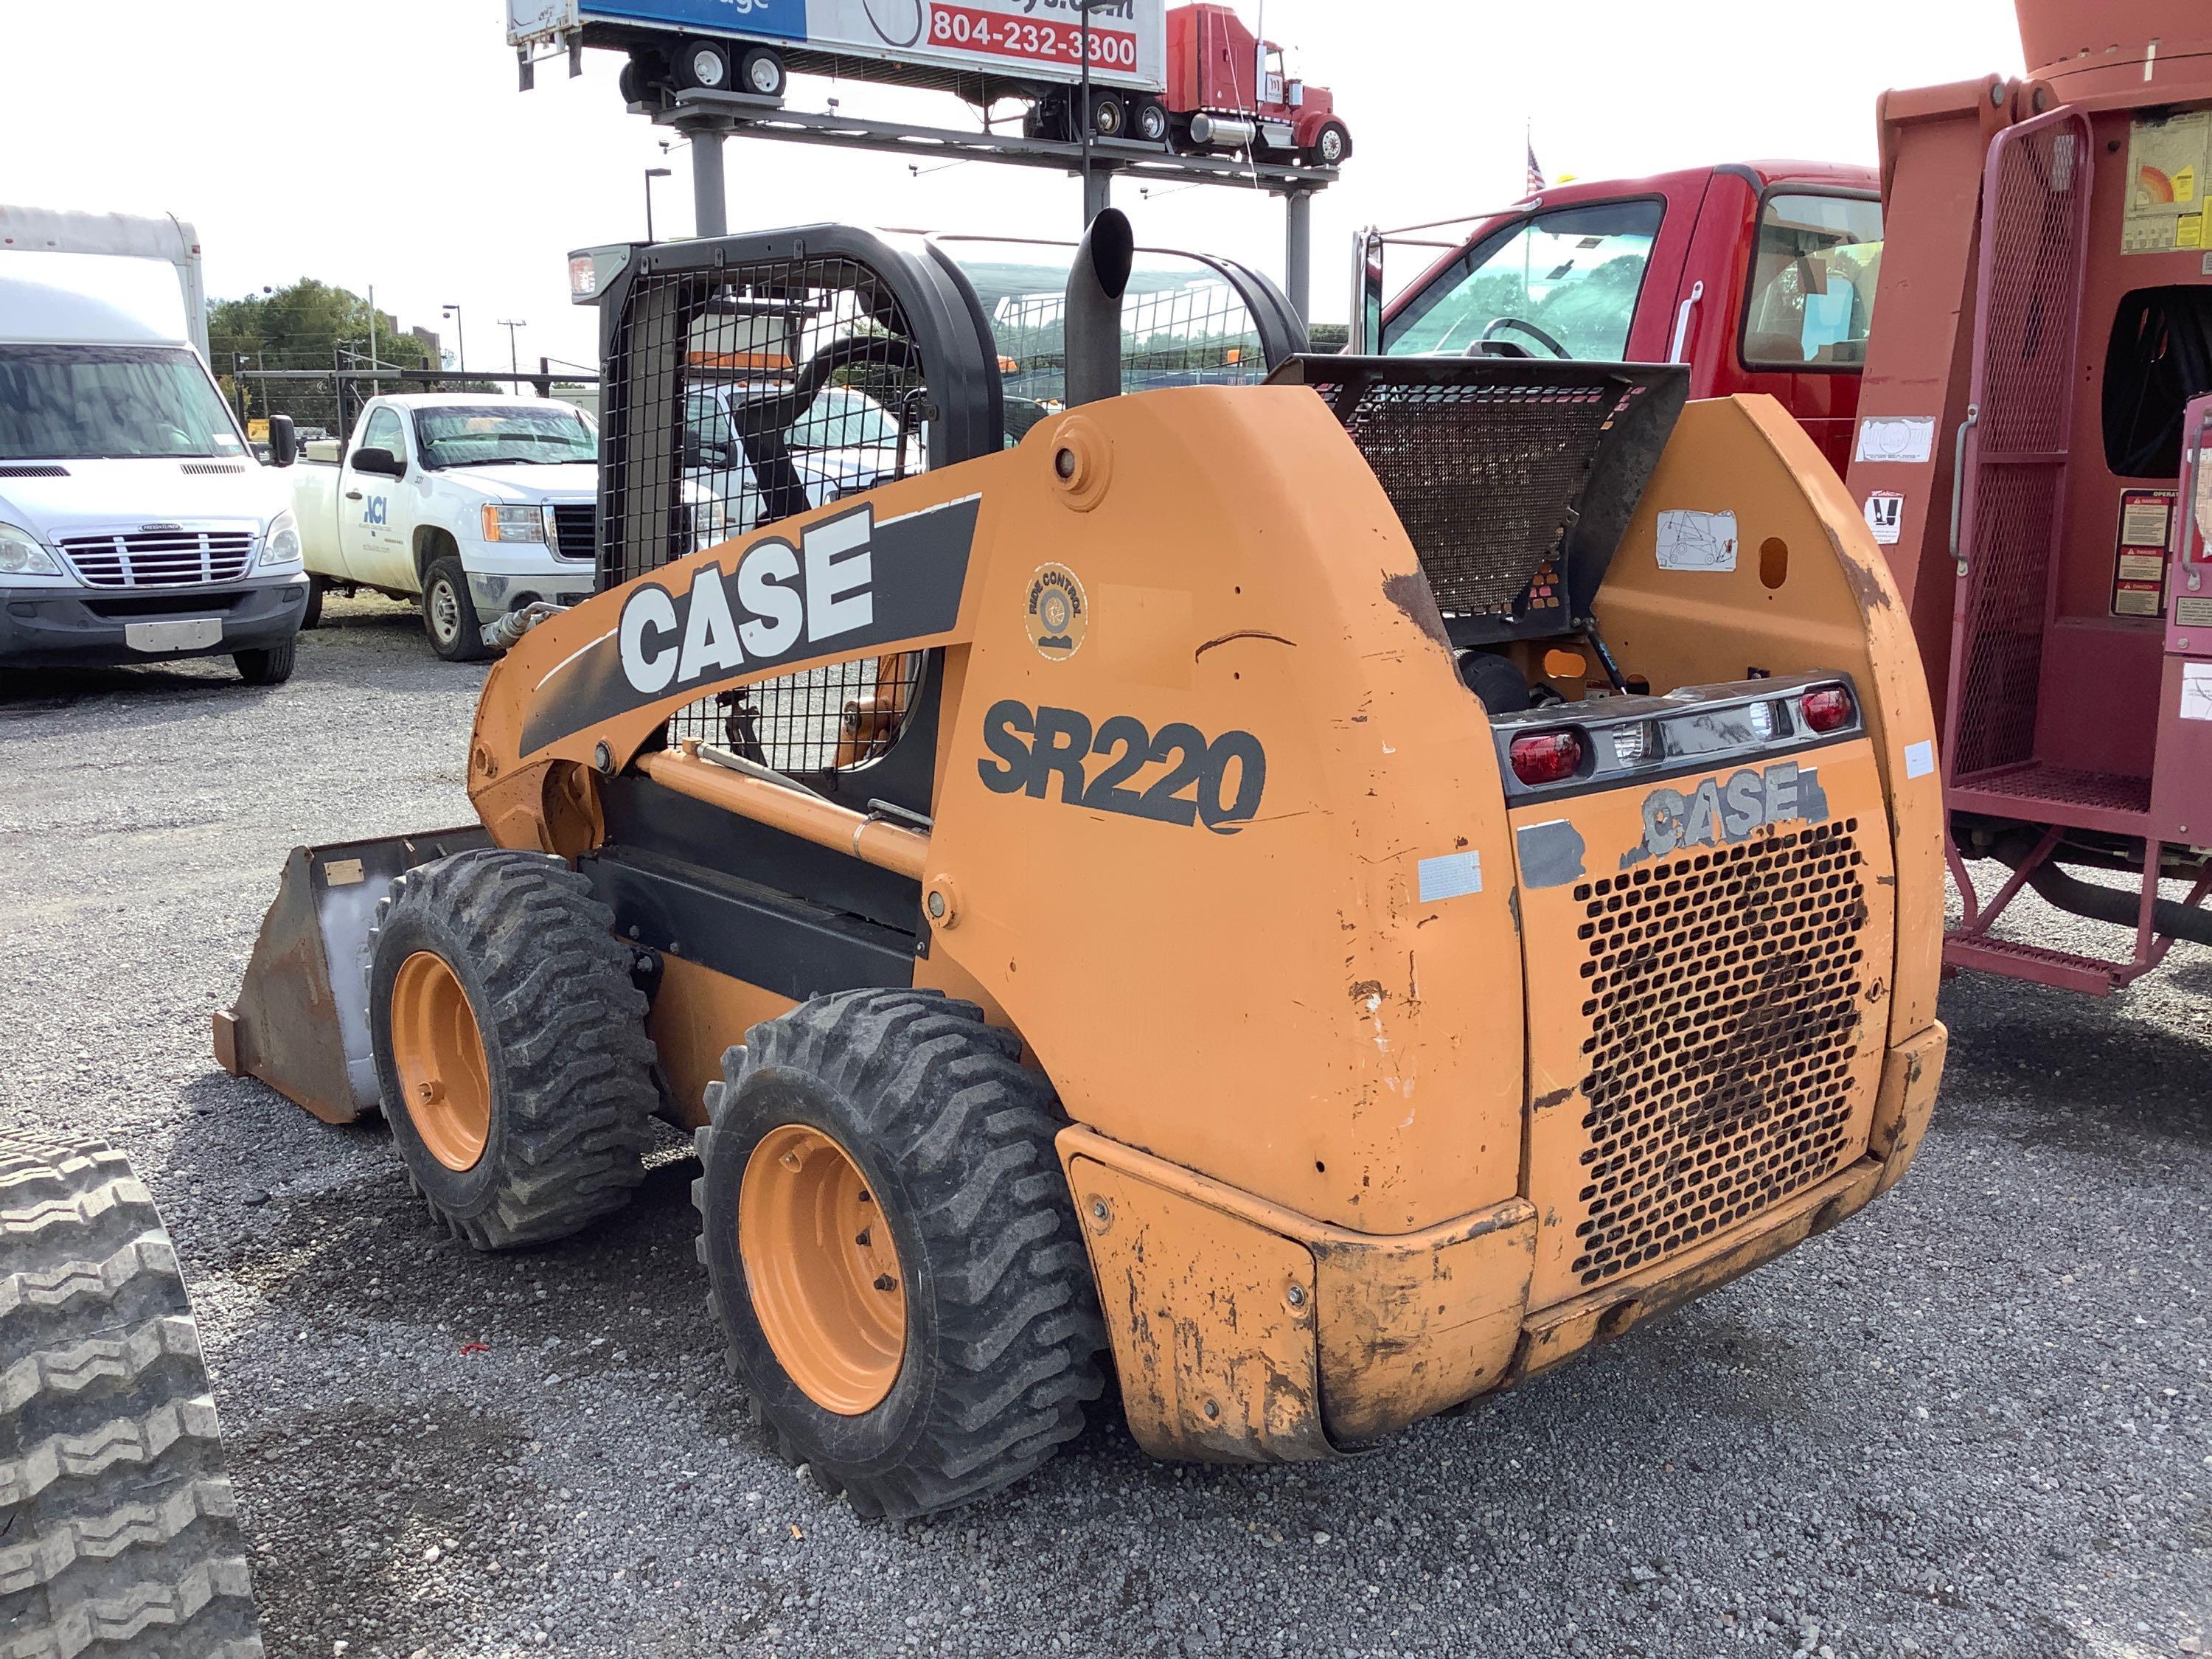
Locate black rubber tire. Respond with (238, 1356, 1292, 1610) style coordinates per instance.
(421, 555, 490, 664)
(1307, 122, 1351, 167)
(1132, 98, 1170, 145)
(737, 46, 786, 99)
(232, 641, 295, 686)
(694, 990, 1107, 1519)
(618, 52, 662, 106)
(298, 576, 325, 631)
(0, 1131, 264, 1655)
(367, 849, 658, 1251)
(1088, 89, 1127, 139)
(670, 36, 733, 91)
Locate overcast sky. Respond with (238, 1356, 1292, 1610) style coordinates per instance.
(1, 0, 2025, 370)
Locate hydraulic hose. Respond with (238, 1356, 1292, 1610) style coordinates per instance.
(1984, 831, 2212, 947)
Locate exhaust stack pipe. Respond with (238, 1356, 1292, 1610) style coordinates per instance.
(1064, 207, 1134, 408)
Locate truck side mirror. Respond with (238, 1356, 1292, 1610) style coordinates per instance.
(268, 415, 297, 469)
(352, 447, 404, 479)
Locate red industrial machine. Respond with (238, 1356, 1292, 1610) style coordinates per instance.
(1363, 0, 2212, 994)
(1847, 0, 2212, 992)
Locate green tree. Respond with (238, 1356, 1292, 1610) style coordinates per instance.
(209, 279, 445, 429)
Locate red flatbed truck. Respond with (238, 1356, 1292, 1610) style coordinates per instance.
(1363, 35, 2212, 992)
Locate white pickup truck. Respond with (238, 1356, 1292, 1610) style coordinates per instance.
(274, 394, 599, 661)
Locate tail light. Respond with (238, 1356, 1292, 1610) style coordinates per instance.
(1800, 685, 1856, 734)
(1509, 730, 1585, 785)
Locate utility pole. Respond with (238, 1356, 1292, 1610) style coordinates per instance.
(498, 319, 527, 383)
(442, 304, 467, 373)
(1077, 0, 1115, 223)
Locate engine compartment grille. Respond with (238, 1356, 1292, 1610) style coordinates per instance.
(1568, 819, 1871, 1289)
(60, 530, 255, 588)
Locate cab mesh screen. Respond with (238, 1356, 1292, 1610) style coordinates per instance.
(599, 254, 936, 773)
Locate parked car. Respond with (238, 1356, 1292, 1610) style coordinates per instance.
(276, 393, 599, 661)
(0, 206, 306, 683)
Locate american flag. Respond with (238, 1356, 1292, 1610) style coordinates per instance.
(1526, 135, 1545, 196)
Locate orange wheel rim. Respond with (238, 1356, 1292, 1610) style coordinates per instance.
(738, 1124, 907, 1415)
(388, 952, 492, 1172)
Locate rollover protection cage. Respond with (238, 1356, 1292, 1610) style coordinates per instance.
(588, 226, 1306, 791)
(1269, 355, 1688, 648)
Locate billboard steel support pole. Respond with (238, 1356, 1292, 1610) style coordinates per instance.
(1284, 187, 1312, 322)
(690, 128, 729, 238)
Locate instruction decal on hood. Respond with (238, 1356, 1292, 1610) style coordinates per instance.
(518, 495, 978, 756)
(1621, 761, 1829, 869)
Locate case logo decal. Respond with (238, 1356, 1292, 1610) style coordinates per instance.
(1621, 762, 1829, 869)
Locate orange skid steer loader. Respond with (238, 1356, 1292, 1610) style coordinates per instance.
(218, 216, 1947, 1517)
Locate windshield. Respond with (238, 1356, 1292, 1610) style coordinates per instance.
(790, 388, 900, 451)
(413, 405, 597, 468)
(1383, 200, 1665, 360)
(0, 344, 246, 461)
(684, 386, 903, 455)
(1742, 194, 1883, 368)
(936, 237, 1271, 439)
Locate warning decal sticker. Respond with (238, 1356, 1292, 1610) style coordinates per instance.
(1864, 492, 1905, 546)
(2182, 663, 2212, 723)
(2110, 488, 2176, 619)
(1655, 510, 1739, 572)
(2124, 110, 2212, 255)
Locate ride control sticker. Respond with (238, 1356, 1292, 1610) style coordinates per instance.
(1025, 563, 1089, 661)
(1655, 510, 1739, 573)
(2110, 488, 2176, 619)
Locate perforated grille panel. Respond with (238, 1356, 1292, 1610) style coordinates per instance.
(1568, 819, 1871, 1288)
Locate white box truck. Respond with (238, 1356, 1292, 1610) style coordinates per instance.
(0, 207, 307, 684)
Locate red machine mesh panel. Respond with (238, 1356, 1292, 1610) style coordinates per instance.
(1946, 111, 2095, 780)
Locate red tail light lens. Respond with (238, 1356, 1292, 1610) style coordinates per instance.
(1801, 685, 1856, 733)
(1509, 730, 1585, 785)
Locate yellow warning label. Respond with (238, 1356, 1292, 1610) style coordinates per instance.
(2183, 212, 2208, 251)
(2177, 165, 2200, 205)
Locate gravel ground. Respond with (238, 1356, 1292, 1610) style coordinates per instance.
(1, 594, 2207, 1659)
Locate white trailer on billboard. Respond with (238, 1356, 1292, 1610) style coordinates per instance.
(512, 0, 1166, 93)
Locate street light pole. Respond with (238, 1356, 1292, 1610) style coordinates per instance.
(498, 319, 527, 383)
(441, 304, 466, 374)
(1077, 0, 1115, 224)
(644, 166, 672, 243)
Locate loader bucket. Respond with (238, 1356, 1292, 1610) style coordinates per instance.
(214, 827, 491, 1123)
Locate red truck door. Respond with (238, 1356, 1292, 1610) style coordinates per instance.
(1661, 171, 1879, 473)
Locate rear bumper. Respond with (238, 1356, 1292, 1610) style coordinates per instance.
(1060, 1020, 1946, 1463)
(0, 580, 308, 668)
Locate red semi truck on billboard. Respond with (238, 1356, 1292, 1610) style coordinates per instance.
(509, 0, 1349, 165)
(1364, 1, 2212, 994)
